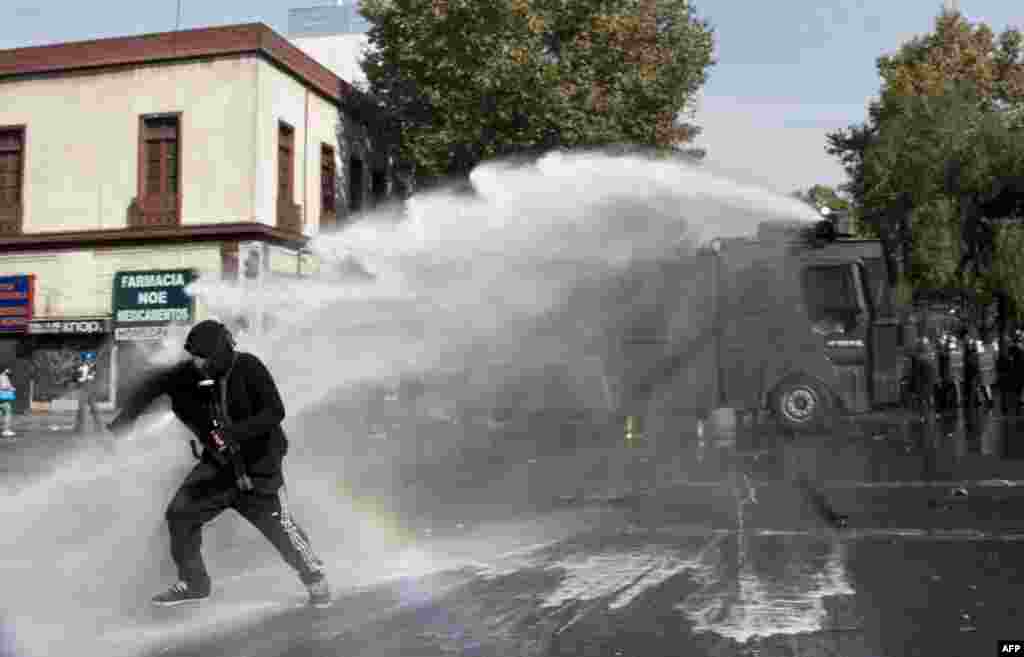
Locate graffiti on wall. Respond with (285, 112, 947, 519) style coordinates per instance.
(30, 347, 78, 401)
(29, 346, 111, 402)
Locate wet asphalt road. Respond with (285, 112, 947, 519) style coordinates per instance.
(7, 408, 1024, 657)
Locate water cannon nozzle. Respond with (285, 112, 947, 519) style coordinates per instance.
(812, 219, 837, 242)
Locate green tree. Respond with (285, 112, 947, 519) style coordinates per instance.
(827, 10, 1024, 317)
(863, 83, 1024, 308)
(993, 223, 1024, 322)
(908, 198, 959, 292)
(829, 10, 1024, 207)
(359, 0, 715, 185)
(858, 83, 975, 291)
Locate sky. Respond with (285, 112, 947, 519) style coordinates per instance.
(1, 0, 1023, 196)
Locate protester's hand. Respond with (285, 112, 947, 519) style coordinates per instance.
(107, 415, 132, 438)
(208, 429, 231, 452)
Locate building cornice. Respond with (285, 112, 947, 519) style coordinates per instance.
(0, 23, 353, 106)
(0, 222, 309, 254)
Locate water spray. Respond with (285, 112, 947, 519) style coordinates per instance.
(1, 150, 831, 657)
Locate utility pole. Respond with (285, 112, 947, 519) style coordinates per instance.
(172, 0, 183, 54)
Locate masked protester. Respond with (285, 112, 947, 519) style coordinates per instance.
(108, 320, 330, 608)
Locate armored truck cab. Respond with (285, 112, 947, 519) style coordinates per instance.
(612, 220, 910, 434)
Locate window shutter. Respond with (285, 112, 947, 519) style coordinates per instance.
(136, 115, 180, 227)
(0, 127, 24, 234)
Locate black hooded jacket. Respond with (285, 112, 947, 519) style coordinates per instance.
(112, 321, 289, 491)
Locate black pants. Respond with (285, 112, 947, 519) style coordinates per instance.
(1002, 385, 1023, 416)
(166, 461, 325, 593)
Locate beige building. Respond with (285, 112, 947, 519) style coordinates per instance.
(0, 23, 391, 410)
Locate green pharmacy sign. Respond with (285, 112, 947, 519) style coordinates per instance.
(112, 269, 196, 338)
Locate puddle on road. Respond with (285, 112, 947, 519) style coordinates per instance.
(471, 529, 857, 644)
(677, 534, 854, 643)
(538, 549, 697, 613)
(425, 409, 1024, 647)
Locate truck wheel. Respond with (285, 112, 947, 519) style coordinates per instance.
(772, 377, 833, 434)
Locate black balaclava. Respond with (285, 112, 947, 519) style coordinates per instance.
(184, 320, 236, 378)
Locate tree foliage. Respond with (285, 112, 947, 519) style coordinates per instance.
(993, 224, 1024, 316)
(908, 198, 959, 291)
(829, 11, 1024, 202)
(877, 13, 1024, 111)
(826, 10, 1024, 320)
(359, 0, 715, 184)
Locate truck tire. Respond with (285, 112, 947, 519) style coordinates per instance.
(772, 376, 833, 434)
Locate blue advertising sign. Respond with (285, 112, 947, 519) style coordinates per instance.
(0, 275, 35, 334)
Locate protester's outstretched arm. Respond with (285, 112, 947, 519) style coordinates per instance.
(108, 365, 179, 435)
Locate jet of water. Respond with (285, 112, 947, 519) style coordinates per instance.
(0, 150, 820, 657)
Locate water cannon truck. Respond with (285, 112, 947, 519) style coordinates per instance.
(611, 215, 912, 436)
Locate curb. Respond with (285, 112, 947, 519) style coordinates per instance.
(7, 411, 117, 433)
